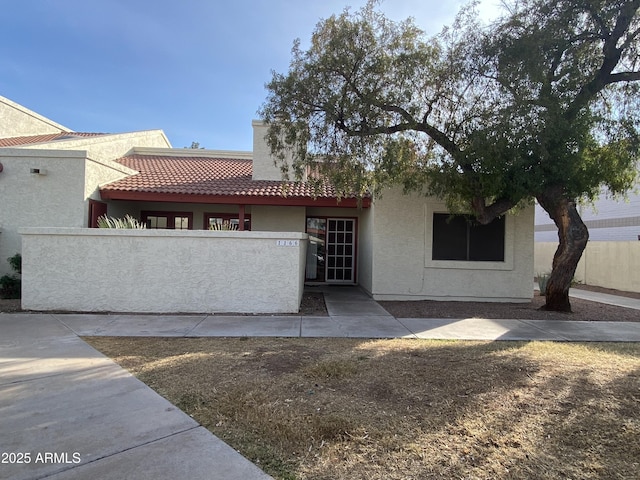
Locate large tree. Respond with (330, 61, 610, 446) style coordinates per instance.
(261, 0, 640, 312)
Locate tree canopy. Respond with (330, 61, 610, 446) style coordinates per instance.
(261, 0, 640, 311)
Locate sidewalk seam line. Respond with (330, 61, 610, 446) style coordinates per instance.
(520, 319, 571, 341)
(38, 425, 202, 479)
(395, 318, 418, 338)
(183, 315, 209, 336)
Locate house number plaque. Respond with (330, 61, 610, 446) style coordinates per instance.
(276, 240, 299, 247)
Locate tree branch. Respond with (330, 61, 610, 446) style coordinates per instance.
(566, 0, 640, 119)
(471, 196, 517, 224)
(609, 71, 640, 83)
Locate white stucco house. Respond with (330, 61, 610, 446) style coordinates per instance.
(1, 96, 534, 311)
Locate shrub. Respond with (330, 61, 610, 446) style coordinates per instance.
(209, 221, 238, 231)
(97, 214, 146, 229)
(0, 254, 21, 299)
(537, 273, 579, 296)
(7, 253, 21, 275)
(537, 273, 550, 296)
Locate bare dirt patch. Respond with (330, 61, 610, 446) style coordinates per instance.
(86, 337, 640, 480)
(0, 298, 21, 313)
(299, 292, 328, 316)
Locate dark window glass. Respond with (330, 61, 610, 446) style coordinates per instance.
(143, 211, 192, 230)
(432, 215, 468, 260)
(432, 214, 505, 262)
(469, 218, 505, 261)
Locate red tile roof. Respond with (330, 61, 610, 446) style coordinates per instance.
(0, 132, 107, 147)
(100, 154, 369, 208)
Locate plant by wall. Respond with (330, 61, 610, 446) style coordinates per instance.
(97, 214, 146, 229)
(209, 221, 238, 231)
(537, 273, 550, 297)
(0, 254, 22, 299)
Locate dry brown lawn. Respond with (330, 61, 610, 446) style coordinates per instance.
(85, 337, 640, 480)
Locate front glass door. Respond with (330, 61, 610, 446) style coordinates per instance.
(306, 217, 356, 283)
(326, 218, 355, 282)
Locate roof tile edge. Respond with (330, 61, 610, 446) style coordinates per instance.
(130, 146, 253, 160)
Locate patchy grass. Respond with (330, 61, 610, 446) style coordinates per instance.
(85, 337, 640, 480)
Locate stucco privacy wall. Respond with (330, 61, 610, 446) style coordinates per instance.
(0, 149, 88, 275)
(368, 188, 535, 302)
(535, 241, 640, 293)
(21, 228, 308, 313)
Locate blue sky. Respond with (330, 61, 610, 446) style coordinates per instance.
(1, 0, 501, 151)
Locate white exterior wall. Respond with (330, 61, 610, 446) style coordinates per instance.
(369, 189, 534, 302)
(251, 205, 306, 232)
(0, 95, 69, 137)
(0, 149, 88, 275)
(85, 158, 137, 200)
(0, 131, 169, 275)
(357, 206, 374, 293)
(21, 228, 308, 313)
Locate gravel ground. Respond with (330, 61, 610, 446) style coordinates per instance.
(312, 285, 640, 321)
(0, 298, 20, 313)
(380, 289, 639, 322)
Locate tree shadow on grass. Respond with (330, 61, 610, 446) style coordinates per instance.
(85, 337, 640, 480)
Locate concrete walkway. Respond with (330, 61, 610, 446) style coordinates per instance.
(569, 287, 640, 310)
(49, 285, 640, 342)
(0, 314, 273, 480)
(2, 285, 639, 480)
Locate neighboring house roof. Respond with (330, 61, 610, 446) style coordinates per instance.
(100, 153, 370, 208)
(0, 94, 71, 137)
(0, 132, 108, 147)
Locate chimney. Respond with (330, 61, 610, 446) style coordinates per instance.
(252, 120, 299, 181)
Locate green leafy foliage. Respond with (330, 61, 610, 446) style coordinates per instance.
(260, 0, 640, 220)
(0, 254, 22, 299)
(7, 253, 21, 275)
(261, 0, 640, 311)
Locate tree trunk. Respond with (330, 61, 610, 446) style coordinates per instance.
(536, 186, 589, 312)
